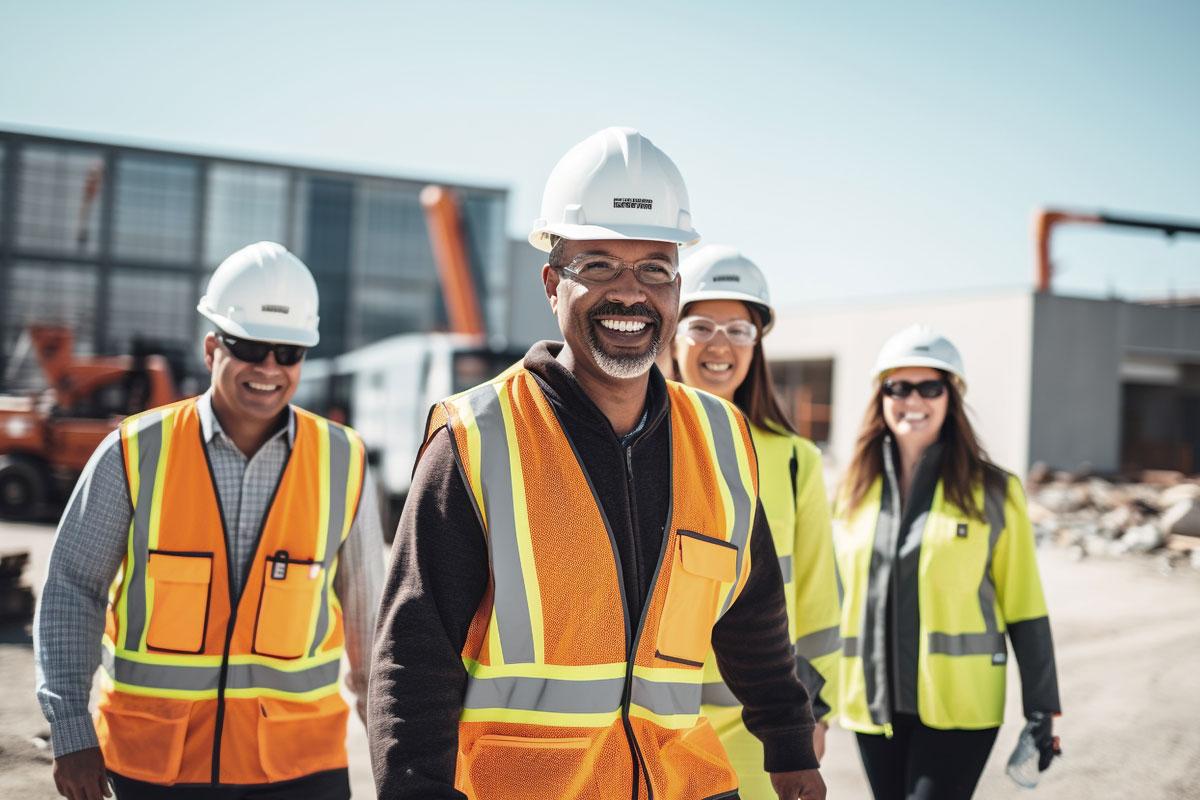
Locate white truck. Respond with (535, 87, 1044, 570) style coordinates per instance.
(294, 333, 526, 541)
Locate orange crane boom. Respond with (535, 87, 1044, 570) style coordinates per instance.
(1033, 208, 1200, 293)
(421, 185, 486, 335)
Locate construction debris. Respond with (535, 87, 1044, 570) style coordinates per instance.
(1026, 465, 1200, 571)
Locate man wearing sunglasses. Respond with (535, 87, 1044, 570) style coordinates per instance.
(36, 241, 384, 800)
(370, 128, 826, 800)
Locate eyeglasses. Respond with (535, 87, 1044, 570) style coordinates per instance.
(676, 316, 759, 347)
(556, 253, 678, 286)
(882, 379, 947, 399)
(217, 333, 307, 366)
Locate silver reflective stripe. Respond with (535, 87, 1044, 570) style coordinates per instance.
(778, 554, 793, 581)
(469, 385, 536, 664)
(696, 393, 752, 615)
(123, 411, 165, 651)
(309, 423, 353, 657)
(631, 676, 703, 717)
(463, 674, 623, 714)
(795, 625, 841, 660)
(842, 636, 860, 657)
(978, 477, 1007, 637)
(700, 679, 740, 707)
(103, 650, 340, 694)
(928, 631, 1006, 657)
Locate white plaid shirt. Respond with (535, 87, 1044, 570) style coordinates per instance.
(34, 391, 386, 757)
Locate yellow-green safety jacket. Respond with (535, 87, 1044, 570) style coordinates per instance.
(700, 424, 842, 797)
(835, 441, 1061, 735)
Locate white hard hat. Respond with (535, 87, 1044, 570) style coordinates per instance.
(529, 127, 699, 252)
(679, 244, 775, 334)
(873, 324, 966, 387)
(197, 242, 320, 347)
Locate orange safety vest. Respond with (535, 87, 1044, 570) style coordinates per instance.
(96, 397, 365, 786)
(426, 368, 759, 800)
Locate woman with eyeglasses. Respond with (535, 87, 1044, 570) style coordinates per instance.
(673, 245, 842, 800)
(835, 325, 1062, 800)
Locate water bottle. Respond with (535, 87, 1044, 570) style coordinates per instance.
(1005, 724, 1041, 789)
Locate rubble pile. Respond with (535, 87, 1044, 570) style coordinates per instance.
(1025, 465, 1200, 570)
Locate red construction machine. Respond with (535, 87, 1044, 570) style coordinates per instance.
(0, 325, 180, 519)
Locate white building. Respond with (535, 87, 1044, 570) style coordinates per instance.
(766, 291, 1200, 477)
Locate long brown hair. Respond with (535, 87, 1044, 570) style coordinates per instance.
(677, 303, 798, 435)
(842, 372, 993, 519)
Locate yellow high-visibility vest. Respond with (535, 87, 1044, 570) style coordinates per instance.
(835, 470, 1049, 734)
(700, 425, 841, 798)
(425, 370, 759, 799)
(98, 398, 365, 786)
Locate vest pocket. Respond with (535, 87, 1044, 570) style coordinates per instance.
(656, 531, 738, 667)
(253, 553, 324, 659)
(145, 551, 213, 653)
(462, 735, 598, 799)
(257, 696, 350, 782)
(97, 699, 191, 784)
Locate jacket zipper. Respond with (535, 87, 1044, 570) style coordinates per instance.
(622, 443, 654, 800)
(881, 442, 902, 732)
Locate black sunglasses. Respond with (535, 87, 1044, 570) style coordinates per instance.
(882, 379, 947, 399)
(217, 333, 307, 366)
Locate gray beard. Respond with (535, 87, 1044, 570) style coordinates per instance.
(587, 326, 662, 380)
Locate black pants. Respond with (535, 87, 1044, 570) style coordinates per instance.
(110, 768, 350, 799)
(856, 713, 998, 800)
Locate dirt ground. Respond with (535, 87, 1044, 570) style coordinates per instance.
(3, 519, 1199, 799)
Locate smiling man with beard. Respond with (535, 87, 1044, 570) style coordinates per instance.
(369, 128, 826, 800)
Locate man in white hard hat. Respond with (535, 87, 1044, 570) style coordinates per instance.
(370, 128, 826, 800)
(35, 242, 385, 800)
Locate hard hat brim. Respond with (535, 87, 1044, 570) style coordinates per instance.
(876, 357, 965, 387)
(529, 222, 700, 253)
(680, 291, 774, 334)
(198, 306, 320, 348)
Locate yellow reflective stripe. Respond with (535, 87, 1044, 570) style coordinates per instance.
(116, 422, 140, 644)
(451, 395, 487, 528)
(342, 431, 365, 542)
(627, 705, 701, 730)
(139, 409, 174, 652)
(464, 658, 627, 681)
(683, 389, 735, 546)
(496, 383, 544, 665)
(299, 418, 333, 651)
(106, 641, 342, 670)
(459, 707, 621, 727)
(314, 417, 331, 562)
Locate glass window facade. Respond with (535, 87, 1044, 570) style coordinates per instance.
(3, 262, 100, 388)
(0, 131, 510, 384)
(113, 153, 198, 263)
(205, 163, 289, 266)
(349, 181, 440, 347)
(107, 269, 196, 351)
(15, 144, 105, 257)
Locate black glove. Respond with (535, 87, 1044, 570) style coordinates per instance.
(1026, 711, 1061, 771)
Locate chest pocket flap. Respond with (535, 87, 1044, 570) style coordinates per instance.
(656, 532, 738, 667)
(146, 551, 213, 654)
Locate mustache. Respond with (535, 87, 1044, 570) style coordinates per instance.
(588, 302, 661, 326)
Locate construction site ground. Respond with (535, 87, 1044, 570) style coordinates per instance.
(2, 518, 1199, 799)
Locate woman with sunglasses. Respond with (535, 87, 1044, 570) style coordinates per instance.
(835, 325, 1062, 799)
(673, 245, 842, 799)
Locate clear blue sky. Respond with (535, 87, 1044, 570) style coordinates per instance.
(3, 0, 1198, 308)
